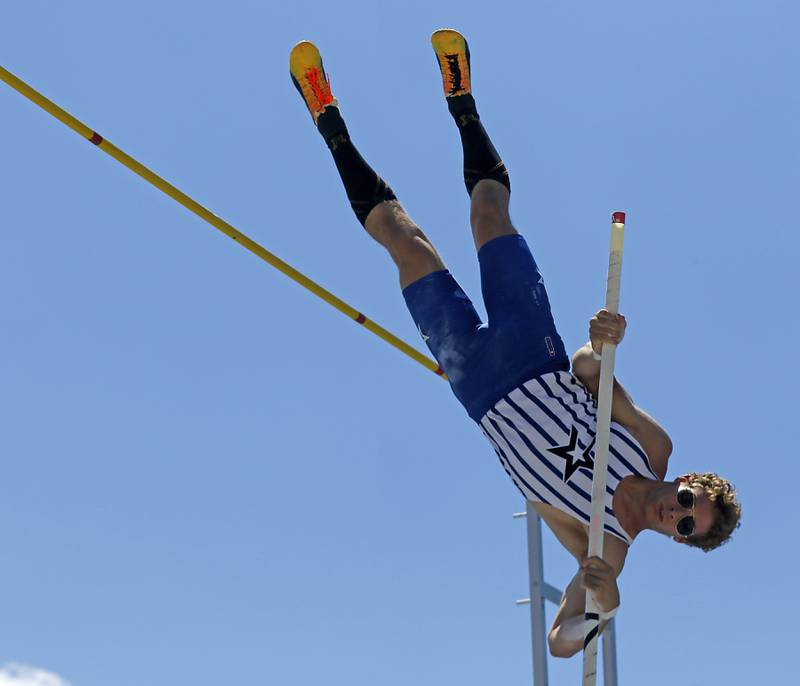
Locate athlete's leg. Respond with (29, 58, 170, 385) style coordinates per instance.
(431, 30, 517, 251)
(469, 178, 516, 251)
(319, 108, 444, 288)
(290, 41, 445, 289)
(451, 96, 516, 251)
(430, 31, 570, 395)
(363, 200, 445, 290)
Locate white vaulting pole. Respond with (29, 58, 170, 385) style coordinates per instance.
(581, 211, 627, 685)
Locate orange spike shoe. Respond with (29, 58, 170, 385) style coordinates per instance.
(431, 29, 472, 98)
(289, 40, 337, 124)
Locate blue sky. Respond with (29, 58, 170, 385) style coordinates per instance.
(1, 1, 797, 684)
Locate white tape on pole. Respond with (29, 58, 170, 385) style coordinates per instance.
(581, 211, 626, 685)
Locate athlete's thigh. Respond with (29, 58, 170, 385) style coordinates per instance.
(402, 269, 485, 401)
(477, 234, 569, 366)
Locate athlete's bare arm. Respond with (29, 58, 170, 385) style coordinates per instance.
(548, 556, 622, 658)
(571, 309, 673, 479)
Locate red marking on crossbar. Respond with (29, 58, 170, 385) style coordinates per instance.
(89, 132, 104, 145)
(355, 313, 366, 324)
(435, 366, 445, 376)
(612, 211, 626, 224)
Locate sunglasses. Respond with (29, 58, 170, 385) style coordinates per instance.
(676, 487, 696, 537)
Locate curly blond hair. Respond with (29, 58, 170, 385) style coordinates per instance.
(681, 472, 741, 552)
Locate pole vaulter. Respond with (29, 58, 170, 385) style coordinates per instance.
(285, 30, 741, 682)
(2, 30, 744, 683)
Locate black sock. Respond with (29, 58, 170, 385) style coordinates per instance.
(316, 106, 396, 226)
(447, 94, 510, 197)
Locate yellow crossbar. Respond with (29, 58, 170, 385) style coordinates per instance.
(0, 65, 446, 380)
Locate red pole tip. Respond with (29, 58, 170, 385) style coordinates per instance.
(612, 211, 626, 224)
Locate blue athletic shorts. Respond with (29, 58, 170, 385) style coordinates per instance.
(402, 234, 570, 422)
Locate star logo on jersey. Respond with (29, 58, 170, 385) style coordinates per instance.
(547, 425, 596, 482)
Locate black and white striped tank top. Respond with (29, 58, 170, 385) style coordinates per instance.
(479, 371, 658, 545)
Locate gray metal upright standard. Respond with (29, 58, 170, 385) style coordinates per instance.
(514, 501, 618, 685)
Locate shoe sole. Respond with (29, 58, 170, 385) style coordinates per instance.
(431, 29, 471, 97)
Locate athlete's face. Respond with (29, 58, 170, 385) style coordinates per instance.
(650, 478, 716, 542)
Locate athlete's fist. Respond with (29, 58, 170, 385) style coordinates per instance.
(589, 309, 627, 356)
(579, 556, 620, 613)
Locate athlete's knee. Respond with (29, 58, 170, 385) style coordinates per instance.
(471, 183, 511, 226)
(471, 177, 510, 208)
(364, 201, 443, 272)
(366, 200, 411, 239)
(470, 205, 515, 240)
(390, 228, 441, 270)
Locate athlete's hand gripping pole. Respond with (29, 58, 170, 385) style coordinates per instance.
(581, 211, 626, 685)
